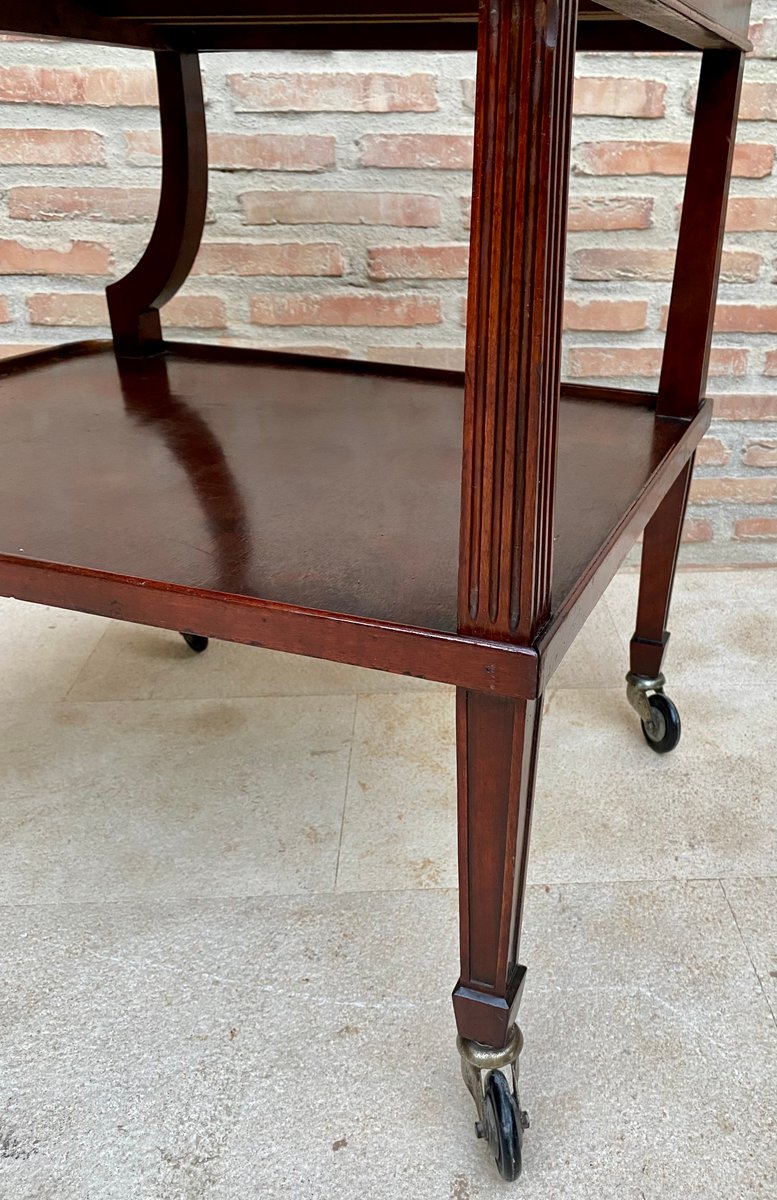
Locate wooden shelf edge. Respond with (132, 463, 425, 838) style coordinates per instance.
(535, 398, 713, 689)
(0, 1, 750, 53)
(0, 555, 541, 699)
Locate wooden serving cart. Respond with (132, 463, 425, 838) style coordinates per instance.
(0, 0, 751, 1180)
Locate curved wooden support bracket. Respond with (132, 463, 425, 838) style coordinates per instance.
(107, 52, 208, 358)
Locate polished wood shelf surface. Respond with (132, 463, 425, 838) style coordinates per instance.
(0, 342, 706, 641)
(2, 0, 752, 52)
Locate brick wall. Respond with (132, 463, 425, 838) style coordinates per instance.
(0, 6, 775, 564)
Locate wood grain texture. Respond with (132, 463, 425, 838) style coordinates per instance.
(107, 52, 208, 357)
(452, 689, 542, 1046)
(659, 50, 745, 419)
(630, 458, 695, 678)
(0, 0, 751, 51)
(459, 0, 577, 645)
(0, 342, 709, 663)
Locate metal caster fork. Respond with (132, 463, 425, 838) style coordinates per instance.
(457, 1024, 529, 1181)
(626, 671, 681, 754)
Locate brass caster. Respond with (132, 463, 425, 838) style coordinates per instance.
(457, 1025, 528, 1181)
(626, 671, 681, 754)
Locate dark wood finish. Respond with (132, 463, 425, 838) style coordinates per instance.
(107, 52, 207, 357)
(0, 0, 753, 51)
(459, 0, 576, 647)
(630, 459, 694, 678)
(453, 690, 541, 1046)
(537, 401, 710, 691)
(452, 0, 577, 1046)
(659, 50, 745, 420)
(631, 48, 745, 683)
(0, 0, 752, 1126)
(0, 341, 708, 672)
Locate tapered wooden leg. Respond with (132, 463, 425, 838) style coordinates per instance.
(453, 688, 543, 1049)
(630, 458, 694, 679)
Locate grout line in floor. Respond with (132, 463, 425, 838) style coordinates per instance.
(719, 878, 777, 1031)
(332, 693, 359, 892)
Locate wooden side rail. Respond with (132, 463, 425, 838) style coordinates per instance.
(106, 51, 208, 357)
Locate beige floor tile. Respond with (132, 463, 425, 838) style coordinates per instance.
(1, 882, 774, 1199)
(335, 676, 777, 893)
(0, 597, 108, 702)
(529, 683, 777, 884)
(547, 597, 627, 691)
(336, 690, 457, 892)
(604, 568, 777, 688)
(0, 695, 354, 902)
(721, 878, 777, 1023)
(67, 620, 444, 702)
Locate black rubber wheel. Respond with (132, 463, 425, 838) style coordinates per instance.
(181, 632, 209, 654)
(641, 692, 681, 754)
(482, 1070, 523, 1182)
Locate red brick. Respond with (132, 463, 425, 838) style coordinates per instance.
(367, 345, 465, 370)
(0, 65, 156, 106)
(28, 292, 226, 328)
(690, 477, 777, 504)
(574, 247, 760, 284)
(750, 18, 777, 57)
(241, 190, 441, 227)
(8, 186, 161, 223)
(567, 196, 653, 231)
(163, 296, 227, 329)
(563, 298, 648, 332)
(194, 242, 344, 276)
(567, 347, 747, 379)
(250, 293, 441, 327)
(0, 128, 104, 166)
(734, 518, 777, 541)
(0, 239, 111, 275)
(576, 140, 774, 178)
(725, 197, 777, 232)
(713, 395, 777, 420)
(478, 192, 652, 235)
(738, 81, 777, 120)
(696, 436, 731, 466)
(361, 134, 473, 170)
(765, 352, 777, 377)
(681, 519, 714, 543)
(367, 244, 468, 280)
(228, 72, 437, 112)
(742, 439, 777, 468)
(573, 77, 666, 117)
(126, 130, 335, 171)
(0, 298, 10, 322)
(713, 305, 777, 334)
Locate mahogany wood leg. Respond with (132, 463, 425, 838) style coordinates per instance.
(452, 688, 543, 1049)
(630, 458, 694, 680)
(107, 51, 208, 357)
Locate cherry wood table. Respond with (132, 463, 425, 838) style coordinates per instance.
(0, 0, 750, 1181)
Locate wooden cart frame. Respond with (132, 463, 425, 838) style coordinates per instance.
(0, 0, 750, 1179)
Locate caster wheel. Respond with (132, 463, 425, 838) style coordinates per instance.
(482, 1070, 523, 1182)
(641, 693, 681, 754)
(181, 632, 209, 654)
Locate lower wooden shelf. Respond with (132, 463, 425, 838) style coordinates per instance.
(0, 340, 709, 694)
